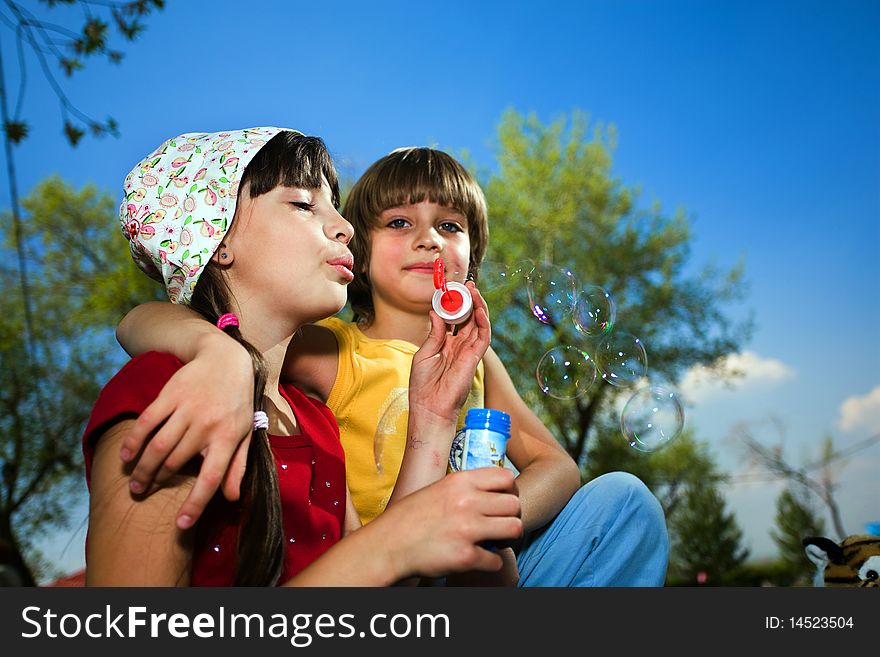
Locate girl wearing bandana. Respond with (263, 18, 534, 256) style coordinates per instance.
(83, 127, 521, 586)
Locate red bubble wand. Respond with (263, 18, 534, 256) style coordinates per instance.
(433, 257, 463, 312)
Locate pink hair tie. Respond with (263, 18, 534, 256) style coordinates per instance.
(216, 313, 239, 330)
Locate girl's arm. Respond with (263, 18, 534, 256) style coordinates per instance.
(280, 324, 339, 403)
(483, 346, 582, 534)
(285, 468, 522, 586)
(116, 301, 254, 528)
(384, 286, 520, 587)
(342, 481, 363, 537)
(89, 424, 523, 586)
(388, 283, 491, 504)
(86, 420, 195, 585)
(115, 304, 338, 530)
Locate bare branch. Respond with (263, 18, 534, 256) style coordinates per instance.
(731, 419, 851, 540)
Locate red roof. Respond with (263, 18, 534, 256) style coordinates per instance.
(44, 569, 86, 587)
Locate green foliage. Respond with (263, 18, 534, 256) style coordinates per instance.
(586, 427, 717, 517)
(771, 486, 826, 585)
(63, 122, 85, 147)
(0, 176, 163, 579)
(667, 477, 750, 585)
(480, 109, 752, 468)
(4, 121, 29, 144)
(476, 110, 755, 584)
(584, 428, 752, 584)
(667, 558, 800, 587)
(15, 176, 164, 328)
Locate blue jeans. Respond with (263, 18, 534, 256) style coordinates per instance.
(516, 472, 669, 587)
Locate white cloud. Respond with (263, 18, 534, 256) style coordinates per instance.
(679, 351, 795, 403)
(838, 385, 880, 433)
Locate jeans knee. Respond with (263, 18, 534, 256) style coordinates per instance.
(583, 472, 666, 529)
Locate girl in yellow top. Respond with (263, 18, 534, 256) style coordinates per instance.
(117, 148, 669, 586)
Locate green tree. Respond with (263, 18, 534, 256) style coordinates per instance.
(475, 109, 753, 585)
(480, 109, 752, 470)
(584, 425, 715, 517)
(1, 0, 164, 374)
(771, 485, 826, 585)
(1, 4, 164, 581)
(588, 428, 746, 585)
(0, 176, 162, 583)
(667, 477, 750, 585)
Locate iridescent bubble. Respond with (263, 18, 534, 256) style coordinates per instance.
(536, 345, 597, 399)
(509, 259, 535, 281)
(478, 261, 508, 290)
(620, 385, 685, 452)
(479, 259, 533, 294)
(596, 330, 648, 388)
(506, 259, 535, 287)
(573, 285, 616, 337)
(526, 263, 577, 324)
(479, 260, 508, 288)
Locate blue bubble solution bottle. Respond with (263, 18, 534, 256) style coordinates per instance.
(449, 408, 511, 472)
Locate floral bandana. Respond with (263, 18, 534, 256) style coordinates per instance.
(119, 126, 298, 304)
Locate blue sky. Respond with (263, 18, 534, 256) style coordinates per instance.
(1, 0, 877, 577)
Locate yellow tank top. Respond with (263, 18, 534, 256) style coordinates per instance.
(317, 316, 485, 524)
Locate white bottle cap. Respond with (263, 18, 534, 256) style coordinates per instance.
(431, 281, 473, 324)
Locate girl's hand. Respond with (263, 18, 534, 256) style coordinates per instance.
(281, 467, 522, 586)
(382, 467, 523, 580)
(444, 474, 522, 586)
(119, 336, 255, 528)
(408, 281, 491, 424)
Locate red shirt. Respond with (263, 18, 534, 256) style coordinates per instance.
(82, 352, 346, 585)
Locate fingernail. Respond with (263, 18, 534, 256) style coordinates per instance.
(119, 448, 131, 461)
(130, 481, 144, 494)
(177, 515, 193, 529)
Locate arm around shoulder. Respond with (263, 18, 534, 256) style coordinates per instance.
(281, 323, 339, 403)
(117, 301, 219, 360)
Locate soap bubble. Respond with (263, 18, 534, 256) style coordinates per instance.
(596, 330, 648, 388)
(620, 385, 685, 452)
(536, 345, 597, 399)
(480, 260, 532, 292)
(573, 285, 616, 337)
(527, 263, 577, 324)
(478, 260, 508, 288)
(509, 259, 535, 281)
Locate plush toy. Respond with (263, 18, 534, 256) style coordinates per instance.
(802, 535, 880, 587)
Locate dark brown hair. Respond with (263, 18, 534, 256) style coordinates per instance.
(189, 130, 340, 586)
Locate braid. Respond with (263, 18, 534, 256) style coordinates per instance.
(190, 264, 284, 586)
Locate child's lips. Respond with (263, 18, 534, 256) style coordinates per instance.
(327, 254, 355, 282)
(330, 264, 355, 282)
(403, 264, 436, 274)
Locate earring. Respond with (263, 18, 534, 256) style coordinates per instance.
(220, 252, 228, 260)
